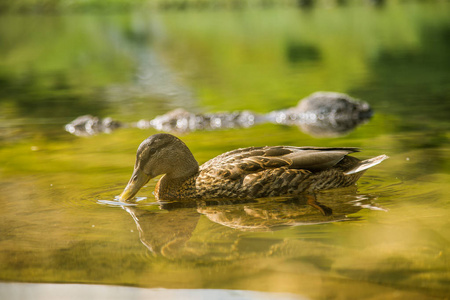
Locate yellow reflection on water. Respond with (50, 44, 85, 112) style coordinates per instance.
(0, 1, 449, 299)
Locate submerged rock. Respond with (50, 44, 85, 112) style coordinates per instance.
(296, 91, 372, 119)
(137, 108, 263, 133)
(267, 92, 373, 137)
(65, 115, 123, 137)
(65, 92, 372, 137)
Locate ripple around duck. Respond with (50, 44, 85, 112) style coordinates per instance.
(87, 174, 396, 218)
(96, 194, 149, 207)
(355, 175, 405, 199)
(60, 184, 151, 210)
(94, 185, 162, 209)
(96, 196, 162, 209)
(352, 173, 444, 211)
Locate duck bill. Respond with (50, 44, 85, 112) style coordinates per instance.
(119, 169, 152, 202)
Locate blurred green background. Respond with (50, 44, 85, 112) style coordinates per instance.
(0, 1, 449, 299)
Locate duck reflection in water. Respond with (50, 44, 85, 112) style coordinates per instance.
(122, 191, 383, 256)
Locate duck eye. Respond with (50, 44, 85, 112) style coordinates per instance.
(149, 148, 156, 155)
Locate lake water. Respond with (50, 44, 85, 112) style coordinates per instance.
(1, 1, 449, 299)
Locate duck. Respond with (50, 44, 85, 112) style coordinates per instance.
(119, 133, 388, 202)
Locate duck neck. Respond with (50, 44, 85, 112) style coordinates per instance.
(163, 136, 199, 178)
(154, 140, 200, 200)
(155, 172, 199, 201)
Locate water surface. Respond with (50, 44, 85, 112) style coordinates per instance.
(1, 2, 449, 299)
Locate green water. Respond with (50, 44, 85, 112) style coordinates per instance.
(1, 2, 449, 299)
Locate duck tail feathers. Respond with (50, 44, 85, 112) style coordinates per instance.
(344, 154, 389, 175)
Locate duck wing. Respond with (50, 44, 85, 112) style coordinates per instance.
(200, 146, 359, 179)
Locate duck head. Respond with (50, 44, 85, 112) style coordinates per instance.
(119, 133, 199, 202)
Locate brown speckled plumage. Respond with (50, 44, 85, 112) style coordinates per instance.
(119, 133, 388, 202)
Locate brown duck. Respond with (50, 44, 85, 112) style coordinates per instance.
(119, 133, 388, 202)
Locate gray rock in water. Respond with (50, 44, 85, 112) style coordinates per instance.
(65, 92, 372, 138)
(296, 92, 372, 119)
(65, 115, 123, 137)
(267, 92, 372, 137)
(138, 108, 263, 133)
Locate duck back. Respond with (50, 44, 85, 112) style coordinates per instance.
(193, 146, 378, 199)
